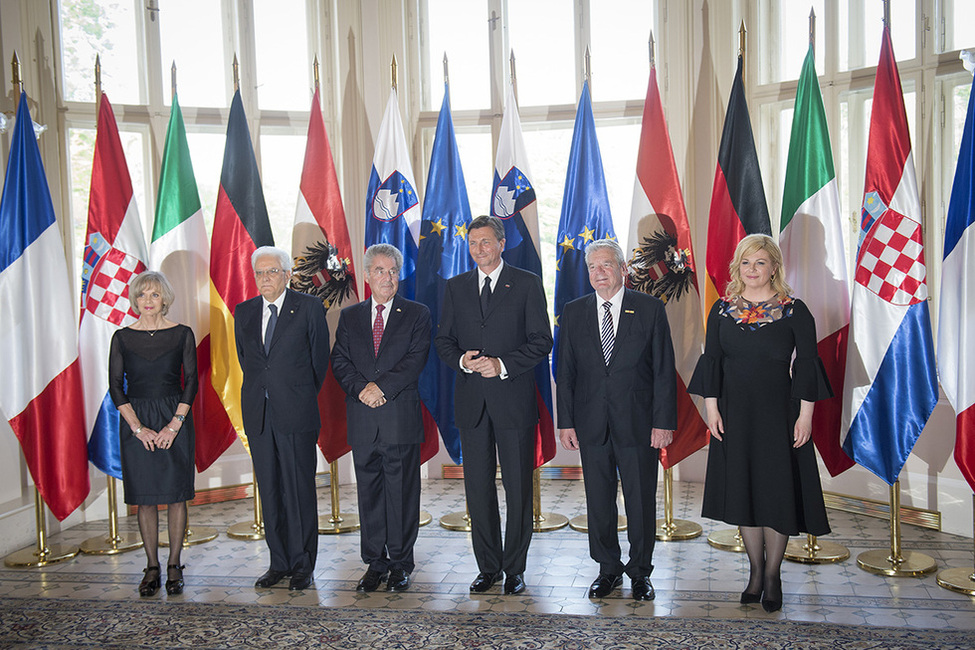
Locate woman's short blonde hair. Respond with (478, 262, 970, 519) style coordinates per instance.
(129, 270, 176, 316)
(724, 234, 793, 300)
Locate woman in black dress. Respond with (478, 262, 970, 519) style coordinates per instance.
(109, 271, 197, 597)
(689, 234, 832, 612)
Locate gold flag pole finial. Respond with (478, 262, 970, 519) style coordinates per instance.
(739, 20, 747, 87)
(649, 31, 656, 69)
(883, 0, 890, 28)
(12, 51, 23, 96)
(391, 54, 398, 91)
(510, 50, 518, 104)
(233, 53, 240, 93)
(313, 55, 320, 92)
(94, 54, 102, 105)
(171, 61, 177, 102)
(809, 7, 816, 51)
(584, 44, 592, 93)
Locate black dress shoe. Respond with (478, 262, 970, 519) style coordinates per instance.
(356, 569, 389, 592)
(503, 573, 526, 595)
(387, 569, 411, 592)
(469, 571, 503, 593)
(165, 564, 185, 596)
(588, 573, 623, 599)
(139, 566, 161, 597)
(631, 576, 655, 601)
(255, 569, 289, 588)
(289, 572, 313, 591)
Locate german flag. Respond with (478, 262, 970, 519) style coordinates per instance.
(209, 89, 274, 447)
(704, 56, 771, 310)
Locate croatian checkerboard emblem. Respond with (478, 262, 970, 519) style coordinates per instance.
(855, 193, 926, 306)
(84, 242, 145, 326)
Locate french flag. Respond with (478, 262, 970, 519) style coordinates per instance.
(841, 26, 938, 485)
(0, 92, 89, 521)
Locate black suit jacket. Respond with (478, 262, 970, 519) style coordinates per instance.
(235, 288, 329, 436)
(330, 295, 431, 445)
(435, 263, 552, 430)
(556, 289, 677, 446)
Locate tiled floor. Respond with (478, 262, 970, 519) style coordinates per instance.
(2, 478, 974, 630)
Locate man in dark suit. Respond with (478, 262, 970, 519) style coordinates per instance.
(235, 246, 329, 591)
(435, 215, 552, 596)
(556, 239, 676, 601)
(330, 243, 431, 593)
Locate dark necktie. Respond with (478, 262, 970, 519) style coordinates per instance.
(373, 304, 385, 356)
(600, 301, 614, 365)
(480, 276, 492, 317)
(264, 304, 278, 354)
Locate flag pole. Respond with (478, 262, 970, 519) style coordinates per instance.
(4, 53, 81, 569)
(79, 55, 144, 556)
(936, 494, 975, 594)
(857, 479, 937, 576)
(643, 32, 702, 544)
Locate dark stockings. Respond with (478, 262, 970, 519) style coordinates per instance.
(740, 526, 788, 601)
(137, 502, 187, 580)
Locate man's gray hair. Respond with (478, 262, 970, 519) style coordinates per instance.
(364, 243, 404, 273)
(468, 215, 505, 242)
(584, 238, 626, 268)
(251, 246, 292, 272)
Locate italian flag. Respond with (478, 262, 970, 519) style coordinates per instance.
(150, 94, 237, 471)
(779, 45, 854, 477)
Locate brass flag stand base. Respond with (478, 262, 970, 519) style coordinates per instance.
(708, 527, 745, 552)
(228, 478, 265, 540)
(440, 503, 472, 532)
(5, 491, 80, 567)
(319, 461, 360, 534)
(656, 467, 702, 541)
(532, 469, 568, 532)
(81, 477, 143, 555)
(936, 494, 975, 595)
(785, 534, 850, 564)
(419, 510, 432, 527)
(569, 475, 626, 532)
(161, 515, 218, 548)
(857, 481, 936, 577)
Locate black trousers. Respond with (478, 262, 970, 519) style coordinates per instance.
(250, 404, 319, 576)
(351, 440, 421, 573)
(459, 406, 535, 576)
(579, 430, 659, 579)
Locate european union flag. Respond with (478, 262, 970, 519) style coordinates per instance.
(553, 80, 616, 377)
(416, 85, 472, 464)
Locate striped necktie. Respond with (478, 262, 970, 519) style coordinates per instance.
(600, 301, 614, 365)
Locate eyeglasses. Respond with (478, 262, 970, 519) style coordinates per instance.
(369, 268, 399, 278)
(255, 268, 283, 278)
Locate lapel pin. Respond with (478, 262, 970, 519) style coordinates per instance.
(504, 284, 510, 288)
(396, 308, 402, 312)
(624, 309, 635, 314)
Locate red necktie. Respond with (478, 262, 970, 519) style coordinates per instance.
(373, 304, 385, 356)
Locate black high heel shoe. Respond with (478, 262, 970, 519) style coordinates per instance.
(740, 590, 762, 604)
(761, 575, 782, 612)
(139, 566, 161, 597)
(165, 564, 185, 595)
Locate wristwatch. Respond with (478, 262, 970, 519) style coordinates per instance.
(174, 414, 186, 422)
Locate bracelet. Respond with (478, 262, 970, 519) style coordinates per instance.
(166, 426, 177, 433)
(133, 425, 143, 435)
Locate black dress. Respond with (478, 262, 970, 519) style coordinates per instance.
(109, 325, 198, 505)
(688, 297, 832, 536)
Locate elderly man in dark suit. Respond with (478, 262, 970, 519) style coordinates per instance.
(330, 243, 431, 593)
(435, 215, 553, 596)
(235, 245, 329, 592)
(556, 238, 676, 601)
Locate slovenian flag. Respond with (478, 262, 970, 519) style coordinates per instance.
(416, 84, 472, 465)
(704, 55, 771, 310)
(938, 71, 975, 493)
(291, 87, 358, 464)
(779, 45, 854, 477)
(365, 87, 438, 463)
(210, 89, 274, 444)
(0, 92, 90, 520)
(79, 93, 149, 478)
(493, 81, 556, 468)
(841, 26, 938, 485)
(626, 62, 708, 470)
(150, 92, 236, 472)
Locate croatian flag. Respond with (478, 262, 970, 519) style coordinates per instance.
(79, 93, 149, 478)
(0, 92, 90, 520)
(938, 72, 975, 493)
(841, 26, 938, 485)
(365, 87, 438, 463)
(492, 81, 556, 468)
